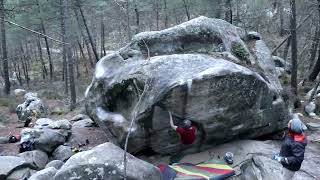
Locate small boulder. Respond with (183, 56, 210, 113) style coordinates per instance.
(52, 145, 73, 162)
(45, 160, 64, 170)
(6, 167, 32, 180)
(16, 92, 47, 122)
(48, 119, 72, 130)
(29, 167, 57, 180)
(72, 119, 94, 128)
(21, 127, 69, 153)
(0, 136, 9, 144)
(34, 118, 54, 128)
(14, 89, 26, 98)
(306, 122, 320, 131)
(36, 129, 69, 153)
(53, 143, 161, 180)
(71, 114, 90, 121)
(247, 31, 261, 40)
(18, 150, 48, 169)
(305, 101, 316, 116)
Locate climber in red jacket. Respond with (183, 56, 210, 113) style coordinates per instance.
(169, 111, 196, 145)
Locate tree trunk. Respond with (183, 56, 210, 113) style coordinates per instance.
(100, 18, 106, 57)
(0, 0, 10, 95)
(12, 61, 22, 86)
(78, 40, 86, 60)
(37, 35, 47, 79)
(20, 44, 30, 87)
(308, 48, 320, 81)
(76, 0, 99, 62)
(279, 0, 285, 36)
(78, 40, 89, 74)
(307, 1, 320, 81)
(235, 0, 240, 25)
(24, 41, 31, 70)
(60, 0, 68, 94)
(74, 47, 80, 78)
(163, 0, 168, 28)
(225, 0, 233, 24)
(134, 1, 140, 33)
(20, 56, 29, 87)
(290, 0, 299, 108)
(17, 63, 22, 86)
(125, 0, 131, 41)
(61, 0, 76, 110)
(36, 0, 53, 80)
(283, 37, 291, 62)
(182, 0, 190, 21)
(154, 0, 160, 30)
(307, 26, 320, 71)
(74, 9, 94, 67)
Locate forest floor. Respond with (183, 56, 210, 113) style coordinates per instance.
(0, 90, 107, 156)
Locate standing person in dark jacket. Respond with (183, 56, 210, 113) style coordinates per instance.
(274, 116, 307, 179)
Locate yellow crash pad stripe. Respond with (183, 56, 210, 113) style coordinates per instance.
(196, 164, 233, 170)
(170, 166, 210, 179)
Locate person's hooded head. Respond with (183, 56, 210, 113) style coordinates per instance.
(182, 119, 192, 129)
(288, 115, 306, 134)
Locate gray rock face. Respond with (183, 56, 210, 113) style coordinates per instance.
(18, 150, 48, 169)
(45, 160, 64, 170)
(53, 142, 161, 180)
(29, 167, 57, 180)
(16, 92, 47, 122)
(85, 16, 289, 154)
(0, 156, 35, 179)
(240, 155, 284, 180)
(72, 118, 94, 128)
(52, 145, 73, 162)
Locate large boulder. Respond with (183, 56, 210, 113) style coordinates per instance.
(85, 16, 289, 154)
(0, 156, 36, 179)
(54, 142, 160, 180)
(20, 118, 71, 153)
(18, 150, 49, 169)
(16, 92, 47, 122)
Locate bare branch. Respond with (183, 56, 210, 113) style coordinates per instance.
(272, 12, 313, 54)
(2, 18, 68, 44)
